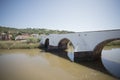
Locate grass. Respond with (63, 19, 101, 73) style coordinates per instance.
(0, 40, 40, 49)
(106, 40, 120, 46)
(102, 40, 120, 50)
(104, 45, 120, 50)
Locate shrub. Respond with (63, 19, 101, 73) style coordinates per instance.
(27, 37, 38, 43)
(0, 41, 39, 49)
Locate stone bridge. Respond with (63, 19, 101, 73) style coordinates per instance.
(40, 29, 120, 61)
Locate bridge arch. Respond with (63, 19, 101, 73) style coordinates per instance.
(93, 38, 120, 59)
(58, 38, 75, 61)
(44, 38, 49, 49)
(58, 38, 74, 51)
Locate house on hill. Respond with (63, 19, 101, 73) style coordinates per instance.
(0, 32, 12, 40)
(15, 34, 30, 40)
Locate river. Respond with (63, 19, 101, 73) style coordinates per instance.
(0, 48, 119, 80)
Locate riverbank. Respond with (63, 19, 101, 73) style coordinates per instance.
(104, 40, 120, 49)
(0, 41, 40, 49)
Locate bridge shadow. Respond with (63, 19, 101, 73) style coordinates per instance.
(39, 48, 118, 79)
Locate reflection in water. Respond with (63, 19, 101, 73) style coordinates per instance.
(67, 52, 74, 61)
(66, 41, 74, 61)
(0, 49, 118, 80)
(102, 48, 120, 78)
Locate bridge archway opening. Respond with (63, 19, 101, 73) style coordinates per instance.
(94, 38, 120, 78)
(58, 38, 75, 61)
(93, 38, 120, 60)
(44, 38, 49, 49)
(58, 38, 74, 51)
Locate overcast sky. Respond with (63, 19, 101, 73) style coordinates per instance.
(0, 0, 120, 32)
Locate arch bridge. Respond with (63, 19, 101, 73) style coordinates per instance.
(40, 29, 120, 61)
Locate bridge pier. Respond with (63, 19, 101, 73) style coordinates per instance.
(74, 51, 100, 61)
(45, 47, 98, 61)
(43, 44, 101, 61)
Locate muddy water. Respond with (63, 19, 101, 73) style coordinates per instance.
(0, 49, 118, 80)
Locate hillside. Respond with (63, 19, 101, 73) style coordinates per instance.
(0, 26, 74, 35)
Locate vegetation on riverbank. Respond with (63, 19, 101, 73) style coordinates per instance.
(0, 26, 74, 35)
(0, 40, 40, 49)
(106, 40, 120, 47)
(103, 40, 120, 49)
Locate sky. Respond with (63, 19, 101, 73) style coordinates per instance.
(0, 0, 120, 32)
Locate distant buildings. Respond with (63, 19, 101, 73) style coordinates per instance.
(0, 32, 45, 41)
(15, 33, 30, 40)
(0, 32, 12, 40)
(31, 34, 39, 39)
(15, 33, 41, 41)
